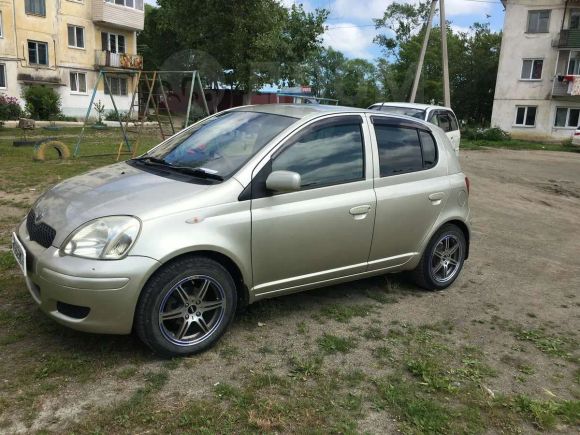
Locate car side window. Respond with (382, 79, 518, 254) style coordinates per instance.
(373, 122, 439, 177)
(437, 113, 452, 132)
(428, 112, 439, 126)
(375, 125, 423, 176)
(447, 111, 459, 131)
(272, 119, 364, 189)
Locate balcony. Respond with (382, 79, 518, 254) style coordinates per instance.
(93, 1, 144, 31)
(558, 29, 580, 48)
(552, 75, 580, 98)
(95, 51, 143, 70)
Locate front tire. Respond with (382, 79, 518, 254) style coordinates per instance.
(412, 224, 466, 291)
(135, 256, 237, 357)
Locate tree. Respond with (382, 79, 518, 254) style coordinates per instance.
(374, 1, 502, 125)
(154, 0, 328, 100)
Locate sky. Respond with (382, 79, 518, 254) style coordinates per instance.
(144, 0, 505, 61)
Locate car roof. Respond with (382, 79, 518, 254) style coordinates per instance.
(230, 104, 373, 119)
(369, 102, 454, 112)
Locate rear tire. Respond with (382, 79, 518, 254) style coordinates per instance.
(412, 224, 466, 291)
(135, 256, 237, 357)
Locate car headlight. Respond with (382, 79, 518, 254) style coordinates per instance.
(61, 216, 141, 260)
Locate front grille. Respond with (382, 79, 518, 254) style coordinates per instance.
(26, 210, 56, 248)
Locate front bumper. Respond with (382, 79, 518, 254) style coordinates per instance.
(16, 220, 160, 334)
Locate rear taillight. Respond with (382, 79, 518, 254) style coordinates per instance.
(465, 176, 470, 195)
(574, 132, 580, 136)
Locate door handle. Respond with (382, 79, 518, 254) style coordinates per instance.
(349, 205, 371, 216)
(428, 192, 445, 201)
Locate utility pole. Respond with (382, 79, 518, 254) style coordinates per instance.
(440, 0, 451, 107)
(410, 0, 437, 103)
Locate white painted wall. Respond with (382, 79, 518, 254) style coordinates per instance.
(491, 0, 580, 141)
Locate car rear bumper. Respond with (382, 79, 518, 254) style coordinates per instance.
(17, 220, 160, 334)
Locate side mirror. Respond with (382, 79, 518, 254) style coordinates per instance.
(266, 170, 301, 193)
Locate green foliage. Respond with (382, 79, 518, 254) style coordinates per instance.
(0, 95, 23, 120)
(463, 127, 511, 141)
(104, 111, 130, 122)
(374, 1, 502, 125)
(22, 86, 61, 120)
(154, 0, 328, 93)
(317, 333, 357, 354)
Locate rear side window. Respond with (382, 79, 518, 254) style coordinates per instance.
(374, 124, 438, 177)
(272, 120, 364, 189)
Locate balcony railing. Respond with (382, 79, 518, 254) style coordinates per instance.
(552, 75, 580, 97)
(558, 29, 580, 48)
(95, 51, 143, 70)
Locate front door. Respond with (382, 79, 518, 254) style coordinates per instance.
(250, 115, 376, 297)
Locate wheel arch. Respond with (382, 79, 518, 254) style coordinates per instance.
(441, 219, 470, 259)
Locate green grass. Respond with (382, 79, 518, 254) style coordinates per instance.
(514, 327, 578, 359)
(317, 333, 357, 354)
(318, 303, 374, 323)
(461, 138, 580, 153)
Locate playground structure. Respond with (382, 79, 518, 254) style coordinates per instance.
(73, 70, 209, 158)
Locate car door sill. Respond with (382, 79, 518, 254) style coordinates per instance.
(251, 253, 417, 301)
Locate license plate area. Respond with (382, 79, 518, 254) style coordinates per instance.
(12, 232, 27, 277)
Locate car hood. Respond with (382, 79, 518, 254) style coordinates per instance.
(30, 162, 223, 247)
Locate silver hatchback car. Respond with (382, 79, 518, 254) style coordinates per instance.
(12, 105, 471, 357)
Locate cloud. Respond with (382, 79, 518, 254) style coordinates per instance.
(323, 22, 377, 59)
(329, 0, 491, 21)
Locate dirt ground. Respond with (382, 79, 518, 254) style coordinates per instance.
(0, 148, 579, 433)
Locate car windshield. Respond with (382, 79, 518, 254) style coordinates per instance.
(142, 111, 298, 179)
(371, 105, 425, 119)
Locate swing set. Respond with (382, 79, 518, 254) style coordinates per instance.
(73, 69, 209, 159)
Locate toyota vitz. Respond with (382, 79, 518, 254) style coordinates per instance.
(12, 105, 471, 357)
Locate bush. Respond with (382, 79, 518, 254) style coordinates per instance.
(0, 95, 23, 120)
(462, 127, 510, 142)
(105, 110, 130, 122)
(22, 85, 61, 120)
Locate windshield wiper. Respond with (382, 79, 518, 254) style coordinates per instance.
(132, 156, 224, 181)
(167, 166, 224, 181)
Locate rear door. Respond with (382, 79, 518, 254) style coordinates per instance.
(429, 110, 460, 154)
(249, 114, 376, 297)
(367, 115, 449, 271)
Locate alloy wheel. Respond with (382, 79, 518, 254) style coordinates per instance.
(430, 234, 463, 284)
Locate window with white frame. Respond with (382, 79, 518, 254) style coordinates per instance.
(514, 106, 537, 127)
(521, 59, 543, 80)
(101, 32, 126, 54)
(28, 40, 48, 65)
(554, 107, 580, 128)
(104, 76, 128, 96)
(106, 0, 144, 11)
(67, 25, 85, 48)
(25, 0, 46, 16)
(70, 72, 87, 93)
(527, 10, 550, 33)
(0, 64, 6, 88)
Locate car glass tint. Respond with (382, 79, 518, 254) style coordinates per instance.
(448, 112, 459, 131)
(437, 114, 452, 132)
(146, 111, 297, 179)
(419, 131, 437, 168)
(375, 125, 423, 176)
(272, 122, 364, 188)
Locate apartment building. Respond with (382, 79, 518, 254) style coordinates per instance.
(0, 0, 144, 118)
(492, 0, 580, 141)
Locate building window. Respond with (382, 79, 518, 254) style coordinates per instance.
(0, 11, 3, 38)
(25, 0, 46, 16)
(28, 40, 48, 65)
(527, 10, 550, 33)
(101, 32, 126, 54)
(514, 106, 537, 127)
(70, 72, 87, 93)
(521, 59, 543, 80)
(0, 64, 6, 88)
(570, 9, 580, 29)
(105, 76, 128, 96)
(106, 0, 144, 11)
(67, 25, 85, 49)
(554, 107, 580, 128)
